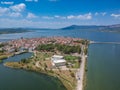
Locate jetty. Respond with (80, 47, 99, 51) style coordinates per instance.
(90, 41, 120, 45)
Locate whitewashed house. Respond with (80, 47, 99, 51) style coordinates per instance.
(51, 55, 66, 67)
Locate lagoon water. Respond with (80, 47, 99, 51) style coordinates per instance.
(0, 53, 66, 90)
(0, 29, 120, 90)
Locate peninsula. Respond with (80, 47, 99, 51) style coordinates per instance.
(0, 37, 89, 90)
(0, 28, 31, 34)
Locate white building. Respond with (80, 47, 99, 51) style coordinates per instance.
(51, 55, 66, 67)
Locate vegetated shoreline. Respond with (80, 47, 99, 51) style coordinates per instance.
(0, 51, 30, 63)
(82, 43, 90, 90)
(76, 44, 89, 90)
(4, 62, 73, 90)
(1, 37, 89, 90)
(0, 54, 13, 63)
(4, 52, 77, 90)
(4, 55, 86, 90)
(83, 56, 88, 90)
(4, 62, 68, 89)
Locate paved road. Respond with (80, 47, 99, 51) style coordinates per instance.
(76, 45, 86, 90)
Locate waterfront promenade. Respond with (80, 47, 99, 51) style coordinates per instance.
(76, 46, 86, 90)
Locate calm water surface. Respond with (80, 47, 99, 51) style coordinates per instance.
(0, 53, 66, 90)
(0, 29, 120, 90)
(86, 44, 120, 90)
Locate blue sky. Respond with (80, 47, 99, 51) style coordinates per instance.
(0, 0, 120, 28)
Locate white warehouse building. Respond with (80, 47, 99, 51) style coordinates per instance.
(51, 55, 66, 67)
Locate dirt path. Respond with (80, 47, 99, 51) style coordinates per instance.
(35, 61, 40, 67)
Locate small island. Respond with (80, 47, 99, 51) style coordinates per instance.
(0, 37, 89, 90)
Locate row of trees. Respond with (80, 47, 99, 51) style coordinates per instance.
(36, 44, 54, 52)
(0, 44, 4, 48)
(36, 44, 81, 54)
(20, 58, 31, 63)
(56, 44, 81, 54)
(73, 39, 89, 45)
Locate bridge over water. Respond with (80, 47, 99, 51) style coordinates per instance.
(90, 41, 120, 45)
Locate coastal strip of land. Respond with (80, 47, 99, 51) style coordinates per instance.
(0, 37, 89, 90)
(76, 45, 87, 90)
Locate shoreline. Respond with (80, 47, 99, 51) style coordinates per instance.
(3, 48, 88, 90)
(4, 62, 74, 90)
(76, 54, 86, 90)
(4, 51, 77, 90)
(83, 57, 87, 90)
(76, 45, 88, 90)
(3, 52, 87, 90)
(1, 37, 89, 90)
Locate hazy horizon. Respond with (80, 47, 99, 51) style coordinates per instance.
(0, 0, 120, 28)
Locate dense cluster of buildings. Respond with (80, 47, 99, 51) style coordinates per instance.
(0, 37, 85, 67)
(3, 37, 82, 53)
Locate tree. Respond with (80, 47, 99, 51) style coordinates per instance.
(70, 72, 75, 77)
(21, 58, 30, 63)
(0, 44, 4, 48)
(84, 47, 88, 55)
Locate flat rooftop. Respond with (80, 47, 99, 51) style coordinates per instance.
(53, 59, 66, 64)
(52, 55, 64, 59)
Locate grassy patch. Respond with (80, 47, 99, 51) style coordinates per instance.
(5, 52, 78, 90)
(64, 55, 80, 68)
(64, 55, 78, 61)
(0, 60, 3, 63)
(0, 55, 8, 60)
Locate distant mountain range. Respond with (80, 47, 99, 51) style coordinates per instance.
(0, 24, 120, 34)
(61, 24, 120, 32)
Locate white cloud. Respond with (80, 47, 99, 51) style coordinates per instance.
(54, 15, 60, 18)
(95, 12, 99, 16)
(67, 15, 75, 19)
(42, 15, 66, 19)
(0, 18, 68, 28)
(0, 18, 33, 28)
(10, 3, 26, 12)
(0, 3, 26, 18)
(67, 13, 92, 20)
(0, 3, 38, 19)
(94, 12, 107, 16)
(1, 1, 14, 5)
(54, 15, 66, 19)
(0, 7, 9, 15)
(27, 12, 37, 19)
(42, 16, 54, 19)
(34, 0, 38, 2)
(25, 0, 33, 2)
(111, 13, 120, 18)
(25, 0, 38, 2)
(101, 12, 107, 16)
(9, 12, 22, 17)
(42, 13, 92, 20)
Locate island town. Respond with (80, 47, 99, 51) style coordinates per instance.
(0, 37, 89, 90)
